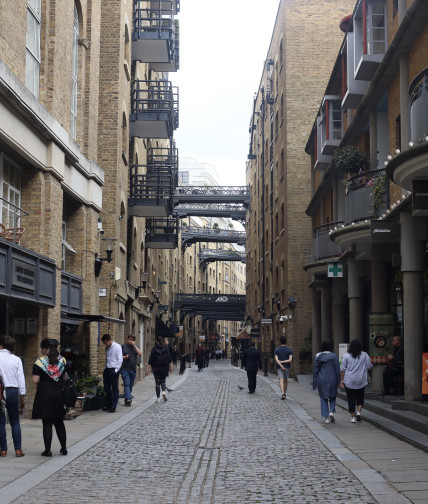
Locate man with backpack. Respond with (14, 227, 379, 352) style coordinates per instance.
(147, 336, 172, 402)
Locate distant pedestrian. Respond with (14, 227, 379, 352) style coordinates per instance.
(32, 339, 67, 456)
(340, 339, 373, 423)
(0, 335, 26, 458)
(172, 345, 178, 367)
(121, 335, 142, 406)
(195, 344, 205, 371)
(274, 336, 293, 399)
(383, 335, 404, 395)
(101, 333, 123, 413)
(147, 336, 172, 402)
(313, 340, 341, 423)
(242, 341, 262, 393)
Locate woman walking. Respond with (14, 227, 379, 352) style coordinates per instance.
(32, 339, 68, 456)
(340, 339, 372, 423)
(147, 336, 172, 402)
(313, 340, 341, 423)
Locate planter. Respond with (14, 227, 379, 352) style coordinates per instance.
(83, 395, 106, 411)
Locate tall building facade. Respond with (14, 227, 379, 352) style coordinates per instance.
(305, 0, 428, 401)
(246, 0, 356, 372)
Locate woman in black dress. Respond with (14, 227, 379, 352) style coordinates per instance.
(32, 339, 67, 456)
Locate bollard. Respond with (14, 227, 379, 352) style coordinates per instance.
(264, 356, 268, 376)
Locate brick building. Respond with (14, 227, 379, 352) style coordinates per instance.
(305, 0, 428, 401)
(246, 0, 356, 372)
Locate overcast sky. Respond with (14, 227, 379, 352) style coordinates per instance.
(171, 0, 280, 186)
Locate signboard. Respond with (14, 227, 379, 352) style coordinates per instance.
(12, 259, 36, 291)
(369, 313, 394, 363)
(413, 180, 428, 216)
(251, 328, 260, 338)
(338, 343, 348, 366)
(261, 318, 272, 324)
(371, 220, 396, 243)
(99, 288, 107, 297)
(423, 353, 428, 395)
(327, 262, 343, 278)
(199, 335, 206, 341)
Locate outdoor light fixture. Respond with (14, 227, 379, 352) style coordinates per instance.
(94, 238, 117, 277)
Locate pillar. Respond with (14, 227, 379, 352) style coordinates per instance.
(347, 257, 365, 345)
(311, 287, 321, 357)
(321, 286, 332, 342)
(332, 278, 347, 357)
(401, 212, 425, 401)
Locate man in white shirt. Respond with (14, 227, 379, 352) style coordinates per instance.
(101, 333, 123, 413)
(0, 335, 26, 457)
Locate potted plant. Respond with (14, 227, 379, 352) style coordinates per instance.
(333, 146, 368, 178)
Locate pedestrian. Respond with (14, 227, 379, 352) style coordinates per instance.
(101, 333, 123, 413)
(172, 345, 178, 367)
(121, 335, 142, 406)
(32, 339, 67, 456)
(195, 343, 205, 371)
(274, 335, 293, 399)
(313, 340, 341, 423)
(147, 336, 172, 402)
(340, 339, 373, 423)
(0, 335, 26, 458)
(242, 341, 262, 393)
(383, 335, 404, 395)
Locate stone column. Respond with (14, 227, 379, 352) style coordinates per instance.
(371, 244, 390, 392)
(400, 55, 409, 150)
(311, 287, 321, 357)
(347, 257, 365, 344)
(400, 212, 425, 401)
(332, 278, 347, 357)
(321, 285, 332, 343)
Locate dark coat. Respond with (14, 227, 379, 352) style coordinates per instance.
(313, 351, 341, 399)
(242, 347, 262, 372)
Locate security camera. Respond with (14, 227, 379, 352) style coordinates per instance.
(279, 316, 285, 323)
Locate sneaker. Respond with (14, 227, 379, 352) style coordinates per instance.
(162, 390, 168, 402)
(281, 394, 286, 400)
(350, 417, 356, 423)
(329, 413, 335, 423)
(156, 397, 160, 403)
(124, 399, 131, 406)
(325, 417, 330, 424)
(356, 412, 361, 421)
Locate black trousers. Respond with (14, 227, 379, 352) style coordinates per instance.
(344, 386, 365, 413)
(247, 370, 257, 392)
(383, 367, 403, 394)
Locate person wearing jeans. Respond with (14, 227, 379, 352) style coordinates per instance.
(121, 335, 142, 406)
(0, 334, 26, 457)
(313, 340, 341, 423)
(101, 334, 123, 413)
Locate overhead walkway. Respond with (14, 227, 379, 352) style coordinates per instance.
(181, 226, 246, 250)
(174, 293, 246, 322)
(174, 203, 247, 223)
(173, 186, 250, 206)
(198, 249, 246, 269)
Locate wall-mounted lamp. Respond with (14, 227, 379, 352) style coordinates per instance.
(94, 238, 117, 277)
(140, 271, 149, 289)
(154, 290, 161, 303)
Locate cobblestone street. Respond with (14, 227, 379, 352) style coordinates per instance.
(11, 361, 380, 504)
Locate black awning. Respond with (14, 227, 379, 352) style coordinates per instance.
(61, 312, 126, 325)
(155, 316, 176, 338)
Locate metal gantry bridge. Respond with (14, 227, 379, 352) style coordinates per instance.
(181, 226, 246, 250)
(198, 249, 246, 269)
(174, 294, 246, 323)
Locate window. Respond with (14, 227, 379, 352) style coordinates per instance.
(368, 2, 386, 55)
(26, 0, 41, 98)
(0, 154, 21, 228)
(71, 5, 79, 140)
(331, 101, 342, 140)
(180, 171, 189, 184)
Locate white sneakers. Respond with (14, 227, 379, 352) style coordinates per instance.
(350, 417, 357, 423)
(325, 417, 330, 423)
(329, 413, 335, 423)
(162, 390, 168, 401)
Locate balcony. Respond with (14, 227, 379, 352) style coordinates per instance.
(130, 80, 178, 139)
(410, 69, 428, 144)
(312, 222, 343, 261)
(150, 19, 179, 72)
(128, 167, 174, 217)
(314, 153, 332, 171)
(344, 169, 388, 224)
(132, 2, 175, 64)
(150, 0, 180, 15)
(342, 33, 369, 109)
(317, 96, 342, 156)
(145, 216, 178, 249)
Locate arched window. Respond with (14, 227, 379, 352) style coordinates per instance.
(26, 0, 41, 98)
(71, 4, 79, 139)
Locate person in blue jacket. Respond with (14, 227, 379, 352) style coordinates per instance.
(313, 340, 341, 424)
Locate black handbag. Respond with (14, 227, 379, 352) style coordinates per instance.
(62, 374, 79, 409)
(0, 375, 5, 413)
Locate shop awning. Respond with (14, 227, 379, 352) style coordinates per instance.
(61, 312, 126, 325)
(237, 325, 251, 340)
(155, 315, 176, 338)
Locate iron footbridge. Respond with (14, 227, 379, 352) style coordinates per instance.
(199, 249, 246, 269)
(181, 226, 246, 250)
(175, 293, 246, 322)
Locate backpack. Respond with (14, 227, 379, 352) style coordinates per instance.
(153, 345, 169, 367)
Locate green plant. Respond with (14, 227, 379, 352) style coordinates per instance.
(76, 375, 100, 396)
(96, 386, 106, 397)
(333, 146, 368, 177)
(371, 175, 386, 211)
(299, 330, 312, 360)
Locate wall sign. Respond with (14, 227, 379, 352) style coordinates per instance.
(12, 259, 36, 291)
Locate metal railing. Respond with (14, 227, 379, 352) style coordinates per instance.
(410, 69, 428, 143)
(312, 221, 343, 261)
(131, 79, 179, 127)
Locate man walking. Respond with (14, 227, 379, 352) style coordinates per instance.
(101, 334, 123, 413)
(242, 341, 262, 393)
(274, 336, 293, 399)
(383, 335, 404, 395)
(147, 336, 172, 402)
(121, 335, 142, 406)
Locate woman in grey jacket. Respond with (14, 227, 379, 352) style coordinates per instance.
(313, 340, 341, 424)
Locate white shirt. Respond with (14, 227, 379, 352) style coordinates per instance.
(0, 349, 26, 395)
(341, 351, 372, 389)
(105, 341, 123, 373)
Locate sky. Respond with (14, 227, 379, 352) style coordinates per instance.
(171, 0, 280, 187)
